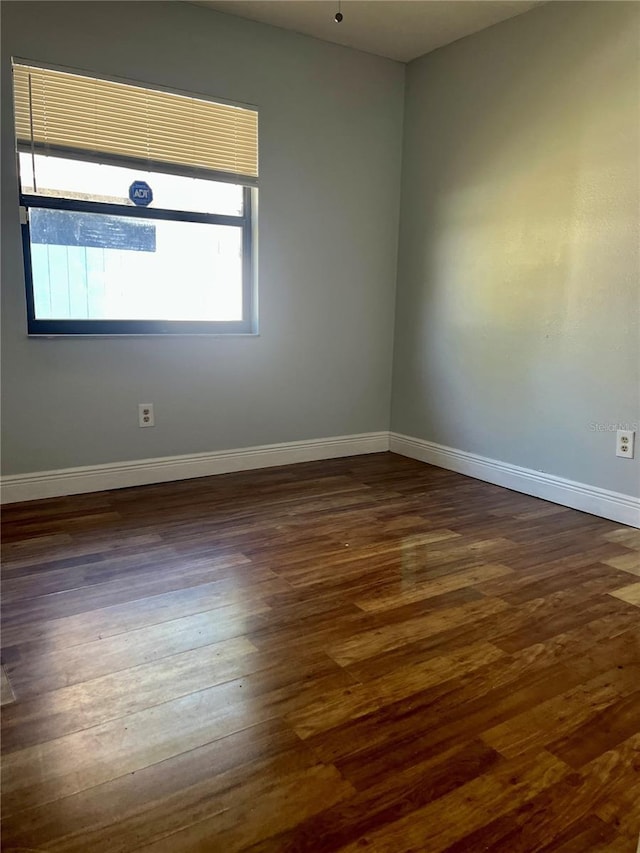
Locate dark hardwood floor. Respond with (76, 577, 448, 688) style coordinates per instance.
(1, 452, 639, 852)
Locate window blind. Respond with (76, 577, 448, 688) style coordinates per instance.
(12, 63, 258, 184)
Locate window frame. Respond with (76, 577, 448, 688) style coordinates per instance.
(13, 59, 259, 337)
(19, 184, 256, 337)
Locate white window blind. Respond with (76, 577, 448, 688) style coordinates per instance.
(13, 62, 258, 184)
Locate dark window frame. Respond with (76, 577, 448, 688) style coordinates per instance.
(20, 185, 256, 336)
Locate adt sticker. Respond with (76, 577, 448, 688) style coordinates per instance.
(129, 181, 153, 206)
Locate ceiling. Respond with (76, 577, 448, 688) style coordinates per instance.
(194, 1, 542, 63)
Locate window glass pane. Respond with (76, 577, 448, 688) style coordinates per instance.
(19, 154, 243, 216)
(29, 208, 243, 322)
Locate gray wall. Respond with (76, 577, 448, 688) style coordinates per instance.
(1, 1, 404, 474)
(392, 1, 640, 496)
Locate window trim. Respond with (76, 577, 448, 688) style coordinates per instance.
(20, 186, 256, 336)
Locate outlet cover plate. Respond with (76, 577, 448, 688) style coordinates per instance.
(616, 429, 635, 459)
(138, 403, 155, 428)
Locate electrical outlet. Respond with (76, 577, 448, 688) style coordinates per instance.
(616, 429, 635, 459)
(138, 403, 155, 428)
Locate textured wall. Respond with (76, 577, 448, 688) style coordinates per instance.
(392, 1, 640, 496)
(1, 1, 404, 474)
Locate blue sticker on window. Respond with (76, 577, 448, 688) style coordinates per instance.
(129, 180, 153, 206)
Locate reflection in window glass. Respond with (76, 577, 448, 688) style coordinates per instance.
(30, 208, 243, 321)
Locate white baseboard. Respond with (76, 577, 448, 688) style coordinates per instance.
(3, 430, 638, 528)
(390, 432, 640, 529)
(0, 432, 390, 504)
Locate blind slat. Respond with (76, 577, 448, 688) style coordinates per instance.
(13, 64, 258, 182)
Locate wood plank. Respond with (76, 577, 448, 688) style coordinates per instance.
(3, 606, 266, 699)
(134, 763, 353, 852)
(603, 551, 640, 576)
(458, 733, 640, 852)
(326, 595, 511, 666)
(286, 640, 505, 740)
(546, 691, 640, 769)
(0, 572, 284, 650)
(610, 582, 640, 607)
(353, 561, 513, 612)
(0, 552, 253, 628)
(603, 528, 640, 550)
(334, 749, 570, 852)
(482, 663, 640, 758)
(235, 739, 502, 853)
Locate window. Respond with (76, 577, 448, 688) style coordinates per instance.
(13, 62, 258, 335)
